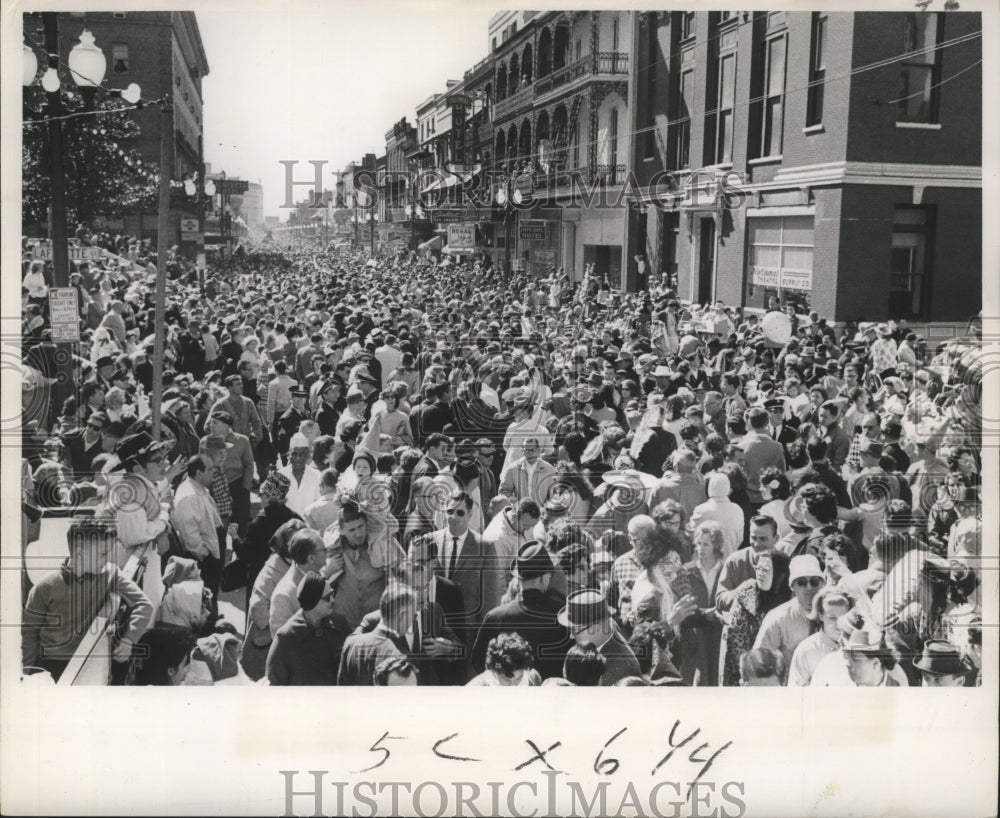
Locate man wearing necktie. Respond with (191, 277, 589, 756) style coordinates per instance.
(431, 491, 504, 651)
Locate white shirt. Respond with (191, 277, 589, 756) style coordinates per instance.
(277, 464, 322, 516)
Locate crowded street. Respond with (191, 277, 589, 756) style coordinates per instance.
(15, 9, 986, 694)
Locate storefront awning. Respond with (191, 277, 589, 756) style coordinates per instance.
(418, 235, 443, 251)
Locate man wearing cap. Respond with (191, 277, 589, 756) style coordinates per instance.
(472, 541, 572, 680)
(208, 411, 255, 538)
(336, 386, 368, 440)
(22, 518, 153, 681)
(266, 572, 350, 686)
(275, 388, 311, 459)
(559, 589, 641, 686)
(277, 433, 322, 516)
(313, 379, 342, 439)
(765, 397, 799, 456)
(211, 375, 263, 450)
(60, 410, 109, 479)
(752, 554, 825, 681)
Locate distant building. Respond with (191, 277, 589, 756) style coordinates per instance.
(241, 184, 264, 232)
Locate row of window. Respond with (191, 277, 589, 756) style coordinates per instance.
(646, 11, 944, 169)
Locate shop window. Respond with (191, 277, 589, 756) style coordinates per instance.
(890, 206, 930, 317)
(746, 215, 814, 312)
(898, 13, 943, 124)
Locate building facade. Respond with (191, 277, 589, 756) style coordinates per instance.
(626, 10, 982, 324)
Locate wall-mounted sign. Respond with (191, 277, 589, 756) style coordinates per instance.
(447, 224, 476, 250)
(31, 241, 103, 262)
(751, 265, 812, 291)
(519, 221, 546, 241)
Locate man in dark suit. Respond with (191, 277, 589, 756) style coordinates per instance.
(356, 536, 469, 684)
(275, 389, 309, 461)
(765, 398, 800, 457)
(429, 491, 504, 650)
(472, 541, 571, 680)
(413, 381, 455, 443)
(337, 584, 417, 686)
(411, 433, 452, 483)
(313, 379, 341, 438)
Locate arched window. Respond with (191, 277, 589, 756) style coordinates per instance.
(522, 43, 533, 84)
(509, 53, 520, 93)
(538, 28, 552, 77)
(496, 63, 507, 100)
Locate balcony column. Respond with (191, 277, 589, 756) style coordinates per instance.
(590, 12, 600, 72)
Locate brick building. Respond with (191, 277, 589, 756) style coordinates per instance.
(51, 12, 209, 245)
(626, 10, 982, 324)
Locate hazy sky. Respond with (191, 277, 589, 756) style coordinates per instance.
(197, 3, 497, 219)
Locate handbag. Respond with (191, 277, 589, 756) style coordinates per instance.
(220, 557, 248, 592)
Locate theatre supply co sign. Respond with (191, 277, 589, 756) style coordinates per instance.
(750, 265, 811, 291)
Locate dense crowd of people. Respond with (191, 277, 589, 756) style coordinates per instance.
(20, 228, 986, 688)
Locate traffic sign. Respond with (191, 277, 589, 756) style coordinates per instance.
(48, 287, 80, 343)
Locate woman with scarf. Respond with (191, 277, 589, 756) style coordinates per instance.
(232, 471, 300, 615)
(718, 550, 791, 686)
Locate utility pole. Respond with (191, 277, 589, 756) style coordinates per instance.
(150, 98, 174, 440)
(42, 13, 74, 423)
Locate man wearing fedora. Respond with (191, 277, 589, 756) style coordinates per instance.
(472, 541, 572, 680)
(914, 640, 972, 687)
(559, 589, 641, 686)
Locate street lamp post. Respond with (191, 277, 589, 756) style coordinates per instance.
(25, 18, 143, 425)
(404, 203, 423, 253)
(367, 212, 380, 255)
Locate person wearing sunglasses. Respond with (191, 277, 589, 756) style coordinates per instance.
(751, 554, 825, 683)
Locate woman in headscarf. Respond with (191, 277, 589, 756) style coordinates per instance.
(718, 550, 791, 686)
(233, 471, 300, 614)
